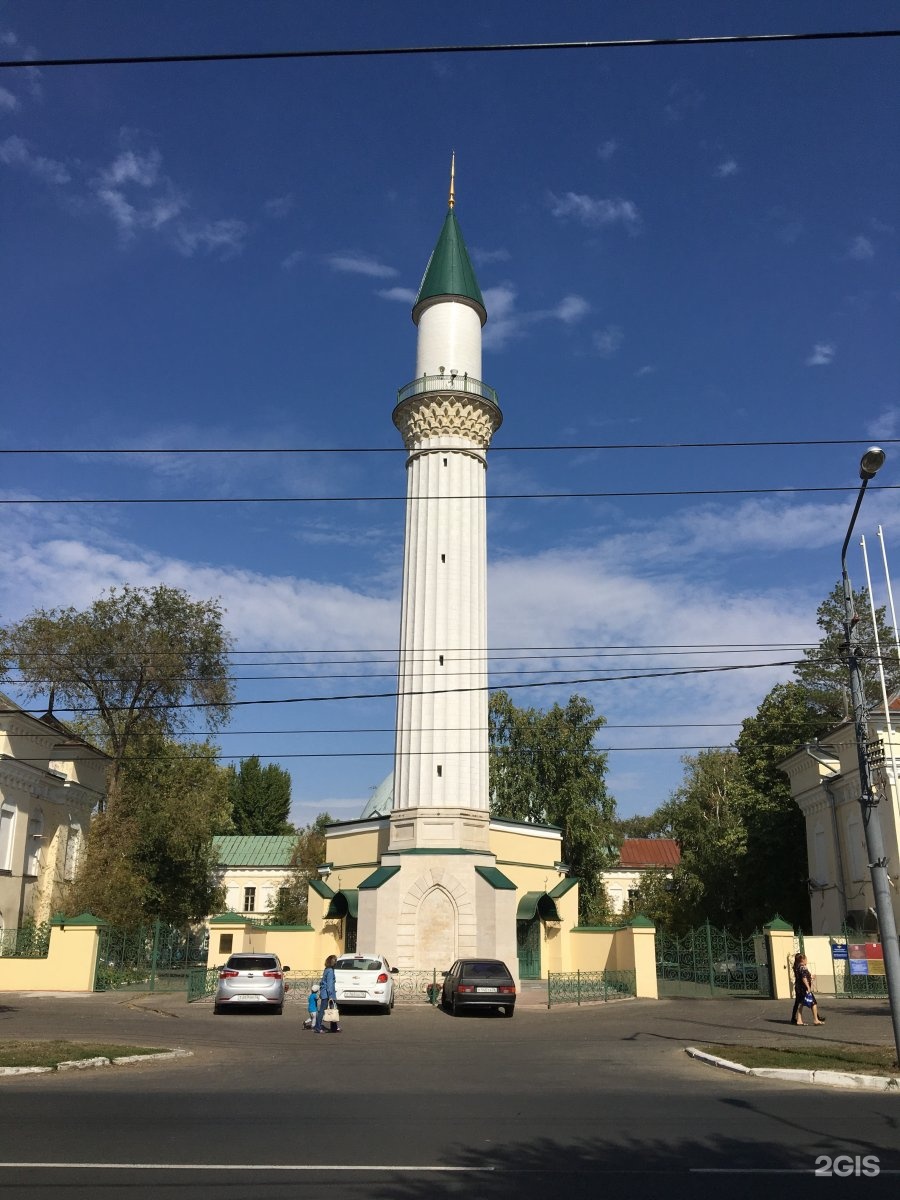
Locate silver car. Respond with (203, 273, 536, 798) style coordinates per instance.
(214, 952, 290, 1014)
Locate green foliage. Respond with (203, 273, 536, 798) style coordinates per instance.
(67, 736, 231, 927)
(489, 691, 618, 924)
(0, 584, 233, 787)
(795, 581, 899, 722)
(226, 756, 292, 835)
(266, 813, 332, 925)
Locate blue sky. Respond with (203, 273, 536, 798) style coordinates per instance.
(1, 1, 899, 826)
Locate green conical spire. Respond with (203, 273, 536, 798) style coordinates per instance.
(413, 208, 486, 326)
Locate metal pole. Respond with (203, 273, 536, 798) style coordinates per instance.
(841, 459, 900, 1064)
(877, 525, 900, 836)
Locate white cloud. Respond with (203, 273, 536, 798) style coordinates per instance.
(377, 286, 417, 303)
(868, 408, 900, 439)
(664, 80, 704, 122)
(597, 139, 618, 161)
(593, 325, 624, 357)
(847, 235, 874, 261)
(635, 365, 656, 377)
(0, 85, 19, 112)
(327, 252, 398, 279)
(715, 158, 739, 178)
(805, 343, 835, 367)
(263, 194, 294, 219)
(870, 217, 895, 236)
(554, 295, 590, 323)
(549, 192, 642, 234)
(0, 134, 69, 184)
(174, 219, 247, 258)
(281, 249, 305, 270)
(472, 247, 510, 265)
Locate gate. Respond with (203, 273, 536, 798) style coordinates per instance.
(517, 917, 541, 979)
(95, 921, 208, 992)
(656, 922, 766, 997)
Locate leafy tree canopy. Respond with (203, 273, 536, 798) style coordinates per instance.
(489, 691, 618, 924)
(0, 584, 234, 785)
(267, 813, 333, 926)
(226, 756, 293, 835)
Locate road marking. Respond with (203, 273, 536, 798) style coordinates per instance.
(0, 1163, 492, 1173)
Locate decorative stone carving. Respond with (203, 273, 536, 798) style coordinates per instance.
(393, 394, 501, 450)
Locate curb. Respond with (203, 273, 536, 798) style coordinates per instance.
(0, 1049, 192, 1076)
(685, 1047, 900, 1092)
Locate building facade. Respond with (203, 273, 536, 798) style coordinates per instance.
(0, 691, 108, 938)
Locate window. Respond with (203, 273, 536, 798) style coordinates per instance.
(218, 934, 233, 954)
(243, 886, 256, 913)
(0, 806, 16, 872)
(64, 823, 82, 881)
(25, 811, 43, 877)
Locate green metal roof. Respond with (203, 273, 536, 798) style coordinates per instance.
(474, 866, 517, 890)
(213, 835, 298, 867)
(309, 878, 334, 899)
(359, 865, 401, 890)
(326, 889, 359, 919)
(413, 209, 485, 324)
(548, 877, 579, 899)
(516, 891, 562, 921)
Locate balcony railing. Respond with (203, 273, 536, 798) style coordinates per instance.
(397, 373, 499, 408)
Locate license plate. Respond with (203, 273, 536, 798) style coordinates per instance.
(234, 995, 265, 1002)
(344, 990, 366, 998)
(475, 986, 498, 993)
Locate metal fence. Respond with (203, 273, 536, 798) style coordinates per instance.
(94, 921, 208, 992)
(656, 922, 765, 997)
(0, 922, 51, 959)
(547, 970, 636, 1008)
(396, 373, 500, 408)
(189, 966, 446, 1006)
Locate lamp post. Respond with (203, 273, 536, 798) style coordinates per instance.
(841, 446, 900, 1063)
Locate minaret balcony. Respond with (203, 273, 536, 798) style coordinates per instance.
(397, 373, 500, 411)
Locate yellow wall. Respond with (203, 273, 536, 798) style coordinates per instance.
(326, 825, 388, 872)
(490, 824, 561, 869)
(0, 922, 100, 991)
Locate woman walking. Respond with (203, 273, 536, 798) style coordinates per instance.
(315, 954, 342, 1034)
(791, 952, 825, 1026)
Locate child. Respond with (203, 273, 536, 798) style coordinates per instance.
(303, 983, 320, 1028)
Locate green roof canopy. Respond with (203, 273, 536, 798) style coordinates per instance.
(359, 865, 401, 890)
(413, 209, 486, 325)
(213, 835, 298, 868)
(474, 866, 517, 890)
(516, 892, 562, 921)
(326, 889, 359, 920)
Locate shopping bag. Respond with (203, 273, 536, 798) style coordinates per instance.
(322, 1000, 341, 1025)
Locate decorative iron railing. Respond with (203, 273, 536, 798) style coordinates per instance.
(393, 969, 443, 1006)
(547, 969, 636, 1008)
(397, 374, 499, 409)
(0, 922, 51, 959)
(94, 921, 208, 992)
(187, 966, 221, 1002)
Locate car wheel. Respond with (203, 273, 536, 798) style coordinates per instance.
(452, 993, 460, 1017)
(382, 1002, 392, 1015)
(213, 1005, 223, 1015)
(502, 1005, 515, 1018)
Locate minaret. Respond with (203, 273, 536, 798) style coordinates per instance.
(389, 159, 502, 852)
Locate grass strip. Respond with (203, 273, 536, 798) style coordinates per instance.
(0, 1040, 168, 1069)
(697, 1042, 899, 1077)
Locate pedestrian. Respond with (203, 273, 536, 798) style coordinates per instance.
(303, 982, 319, 1029)
(791, 952, 825, 1026)
(314, 954, 342, 1034)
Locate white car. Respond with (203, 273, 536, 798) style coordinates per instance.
(333, 952, 398, 1013)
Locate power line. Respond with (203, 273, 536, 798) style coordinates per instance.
(3, 484, 898, 506)
(8, 656, 805, 716)
(2, 29, 897, 71)
(2, 437, 899, 455)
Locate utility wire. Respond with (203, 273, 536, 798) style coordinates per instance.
(2, 437, 899, 455)
(1, 29, 898, 70)
(9, 656, 806, 716)
(3, 485, 898, 505)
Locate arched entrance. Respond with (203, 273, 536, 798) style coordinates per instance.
(516, 892, 561, 980)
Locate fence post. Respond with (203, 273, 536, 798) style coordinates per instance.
(149, 919, 161, 993)
(577, 969, 581, 1006)
(547, 973, 552, 1009)
(705, 920, 715, 996)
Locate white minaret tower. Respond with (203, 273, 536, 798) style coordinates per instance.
(389, 157, 502, 855)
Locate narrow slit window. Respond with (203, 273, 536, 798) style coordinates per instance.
(441, 554, 446, 563)
(443, 458, 448, 466)
(436, 765, 443, 778)
(439, 655, 444, 666)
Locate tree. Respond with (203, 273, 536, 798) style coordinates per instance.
(795, 581, 899, 722)
(489, 691, 618, 924)
(226, 756, 292, 835)
(267, 813, 333, 925)
(0, 584, 233, 792)
(636, 749, 748, 931)
(66, 735, 231, 926)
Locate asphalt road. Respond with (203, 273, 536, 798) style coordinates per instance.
(0, 991, 898, 1199)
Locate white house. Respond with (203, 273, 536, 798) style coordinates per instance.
(603, 838, 681, 915)
(0, 691, 108, 940)
(212, 835, 300, 918)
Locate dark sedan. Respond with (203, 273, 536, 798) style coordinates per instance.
(441, 958, 516, 1017)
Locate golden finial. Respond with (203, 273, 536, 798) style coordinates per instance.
(448, 150, 456, 210)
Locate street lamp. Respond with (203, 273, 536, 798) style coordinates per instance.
(841, 445, 900, 1063)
